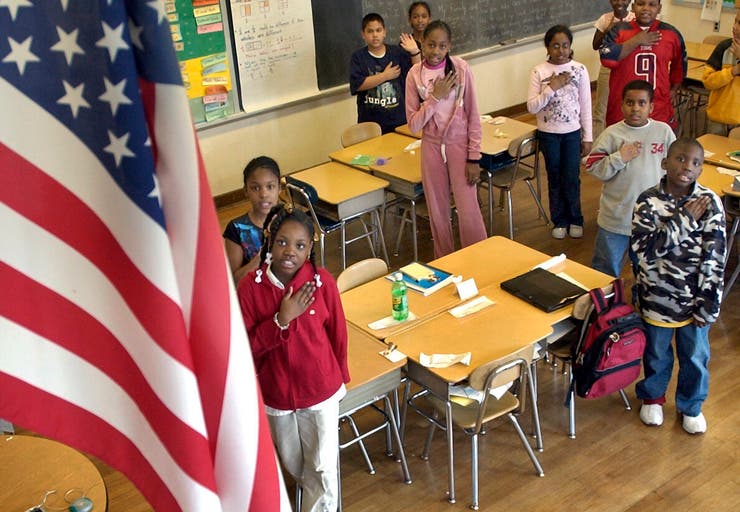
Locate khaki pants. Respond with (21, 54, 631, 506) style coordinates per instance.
(593, 66, 611, 140)
(268, 402, 339, 512)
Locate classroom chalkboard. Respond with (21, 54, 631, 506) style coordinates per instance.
(312, 0, 608, 90)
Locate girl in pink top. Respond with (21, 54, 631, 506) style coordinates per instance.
(405, 20, 487, 258)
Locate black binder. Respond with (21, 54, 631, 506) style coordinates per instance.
(500, 267, 587, 312)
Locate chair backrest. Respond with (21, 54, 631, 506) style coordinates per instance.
(341, 122, 382, 147)
(468, 345, 532, 391)
(336, 258, 388, 292)
(491, 135, 538, 189)
(285, 178, 325, 234)
(729, 127, 740, 140)
(702, 34, 727, 46)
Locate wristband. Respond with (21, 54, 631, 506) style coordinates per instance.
(410, 51, 421, 57)
(274, 313, 289, 331)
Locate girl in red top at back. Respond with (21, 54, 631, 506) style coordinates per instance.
(237, 204, 349, 512)
(405, 20, 487, 258)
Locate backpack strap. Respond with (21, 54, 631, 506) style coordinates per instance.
(588, 286, 609, 313)
(611, 278, 624, 304)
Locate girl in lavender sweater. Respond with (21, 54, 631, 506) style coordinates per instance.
(527, 25, 593, 240)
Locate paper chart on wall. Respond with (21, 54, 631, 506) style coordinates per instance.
(230, 0, 319, 112)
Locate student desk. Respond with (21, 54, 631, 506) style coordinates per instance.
(338, 323, 411, 511)
(685, 41, 716, 62)
(341, 236, 610, 340)
(699, 163, 736, 195)
(383, 238, 612, 503)
(0, 434, 108, 511)
(369, 150, 424, 261)
(290, 162, 389, 219)
(330, 132, 423, 260)
(329, 133, 417, 170)
(289, 162, 390, 266)
(396, 117, 537, 156)
(395, 123, 421, 138)
(480, 117, 536, 156)
(685, 63, 705, 84)
(698, 134, 740, 171)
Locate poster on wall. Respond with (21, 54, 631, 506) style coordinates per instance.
(230, 0, 320, 112)
(167, 0, 234, 123)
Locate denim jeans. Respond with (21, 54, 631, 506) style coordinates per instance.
(591, 227, 637, 277)
(635, 322, 710, 417)
(537, 129, 583, 228)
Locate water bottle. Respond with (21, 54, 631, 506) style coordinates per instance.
(391, 272, 409, 321)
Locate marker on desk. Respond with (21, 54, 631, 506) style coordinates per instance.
(375, 156, 393, 165)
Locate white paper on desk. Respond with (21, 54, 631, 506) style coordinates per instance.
(404, 140, 421, 152)
(368, 311, 418, 330)
(704, 150, 715, 158)
(449, 382, 513, 403)
(491, 116, 506, 125)
(556, 272, 589, 291)
(420, 352, 472, 368)
(448, 296, 495, 318)
(717, 167, 740, 177)
(534, 253, 566, 270)
(455, 278, 478, 301)
(380, 348, 407, 363)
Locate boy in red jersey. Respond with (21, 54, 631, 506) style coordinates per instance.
(600, 0, 686, 129)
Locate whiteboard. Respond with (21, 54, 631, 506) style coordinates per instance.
(229, 0, 319, 112)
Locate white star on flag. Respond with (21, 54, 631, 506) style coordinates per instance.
(96, 21, 128, 62)
(147, 0, 167, 25)
(57, 80, 90, 118)
(2, 36, 40, 75)
(0, 0, 32, 21)
(99, 77, 133, 116)
(104, 130, 134, 167)
(51, 27, 84, 66)
(128, 19, 144, 51)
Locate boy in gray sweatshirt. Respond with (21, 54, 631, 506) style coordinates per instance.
(584, 79, 676, 277)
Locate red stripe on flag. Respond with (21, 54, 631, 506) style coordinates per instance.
(0, 262, 216, 487)
(0, 374, 182, 511)
(249, 390, 284, 510)
(0, 143, 194, 368)
(187, 148, 232, 457)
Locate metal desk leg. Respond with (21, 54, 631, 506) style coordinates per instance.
(445, 400, 456, 503)
(383, 395, 412, 484)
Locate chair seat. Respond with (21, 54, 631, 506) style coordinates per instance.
(485, 166, 536, 189)
(428, 392, 519, 430)
(480, 152, 515, 172)
(547, 332, 577, 361)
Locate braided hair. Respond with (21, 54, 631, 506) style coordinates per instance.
(255, 205, 322, 286)
(423, 20, 455, 76)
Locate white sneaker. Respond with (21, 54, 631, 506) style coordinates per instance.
(569, 225, 584, 238)
(639, 404, 664, 426)
(682, 412, 707, 434)
(552, 227, 567, 239)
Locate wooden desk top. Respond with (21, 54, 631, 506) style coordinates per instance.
(346, 322, 405, 391)
(341, 274, 462, 340)
(395, 123, 422, 139)
(341, 236, 612, 340)
(368, 146, 422, 184)
(686, 64, 705, 83)
(386, 282, 554, 384)
(480, 117, 536, 156)
(0, 434, 108, 511)
(431, 236, 611, 293)
(290, 162, 389, 205)
(699, 163, 736, 195)
(699, 134, 740, 171)
(686, 41, 715, 62)
(329, 133, 417, 169)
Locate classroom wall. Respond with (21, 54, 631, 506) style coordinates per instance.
(197, 3, 735, 197)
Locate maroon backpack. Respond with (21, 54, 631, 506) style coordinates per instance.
(570, 279, 647, 399)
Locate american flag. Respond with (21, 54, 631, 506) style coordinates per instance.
(0, 1, 288, 510)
